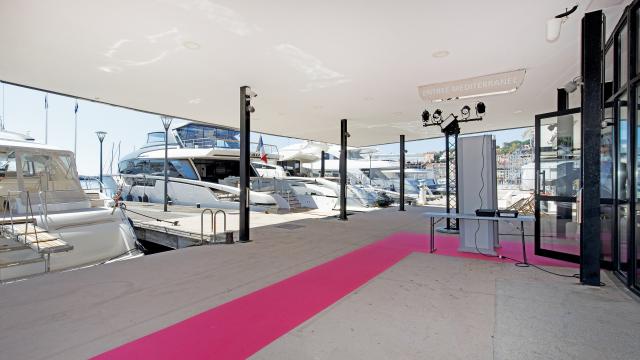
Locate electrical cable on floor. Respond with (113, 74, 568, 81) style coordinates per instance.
(468, 137, 595, 282)
(473, 136, 496, 258)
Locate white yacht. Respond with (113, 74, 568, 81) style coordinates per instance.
(279, 141, 429, 202)
(0, 131, 139, 282)
(118, 123, 380, 211)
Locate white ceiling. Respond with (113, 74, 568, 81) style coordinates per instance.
(0, 0, 629, 146)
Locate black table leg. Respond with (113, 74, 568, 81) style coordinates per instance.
(521, 220, 528, 264)
(430, 217, 435, 253)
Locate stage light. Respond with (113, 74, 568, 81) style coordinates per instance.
(422, 109, 430, 122)
(461, 105, 471, 119)
(476, 102, 486, 116)
(433, 109, 443, 121)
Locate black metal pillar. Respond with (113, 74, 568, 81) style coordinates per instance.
(96, 131, 106, 193)
(99, 141, 103, 192)
(239, 86, 252, 242)
(339, 119, 348, 221)
(556, 88, 572, 235)
(557, 88, 569, 111)
(580, 10, 603, 286)
(320, 150, 325, 177)
(161, 117, 172, 212)
(444, 132, 459, 230)
(399, 135, 405, 211)
(164, 129, 168, 211)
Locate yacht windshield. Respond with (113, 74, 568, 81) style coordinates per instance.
(0, 147, 87, 210)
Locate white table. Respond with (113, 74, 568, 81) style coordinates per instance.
(423, 212, 536, 263)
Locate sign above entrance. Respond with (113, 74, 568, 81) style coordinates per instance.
(418, 69, 526, 102)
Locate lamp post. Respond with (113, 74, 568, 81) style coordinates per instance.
(95, 131, 107, 193)
(161, 116, 173, 212)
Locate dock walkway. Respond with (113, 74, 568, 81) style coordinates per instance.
(0, 206, 638, 359)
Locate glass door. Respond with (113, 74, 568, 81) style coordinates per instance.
(615, 93, 630, 278)
(535, 108, 582, 263)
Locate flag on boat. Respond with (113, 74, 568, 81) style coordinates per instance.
(44, 94, 48, 109)
(257, 135, 268, 163)
(74, 100, 78, 114)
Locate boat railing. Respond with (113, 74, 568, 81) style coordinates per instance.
(180, 137, 279, 157)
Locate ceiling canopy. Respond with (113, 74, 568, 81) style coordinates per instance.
(0, 0, 627, 146)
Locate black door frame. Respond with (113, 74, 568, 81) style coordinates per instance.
(534, 107, 582, 264)
(603, 0, 640, 294)
(604, 0, 639, 295)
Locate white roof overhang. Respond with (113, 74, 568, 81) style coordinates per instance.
(0, 0, 628, 146)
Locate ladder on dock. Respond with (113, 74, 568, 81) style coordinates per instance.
(0, 191, 73, 274)
(274, 180, 301, 211)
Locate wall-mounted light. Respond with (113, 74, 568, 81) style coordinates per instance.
(546, 5, 578, 42)
(563, 76, 582, 93)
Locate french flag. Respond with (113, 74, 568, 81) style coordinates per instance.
(257, 135, 268, 163)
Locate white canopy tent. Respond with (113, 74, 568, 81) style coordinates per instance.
(0, 0, 627, 146)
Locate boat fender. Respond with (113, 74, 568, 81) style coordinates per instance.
(142, 194, 149, 203)
(126, 194, 133, 201)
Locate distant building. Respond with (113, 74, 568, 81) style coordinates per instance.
(423, 152, 436, 163)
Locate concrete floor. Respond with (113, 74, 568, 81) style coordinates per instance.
(0, 206, 638, 359)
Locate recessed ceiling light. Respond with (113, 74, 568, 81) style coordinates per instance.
(514, 110, 523, 114)
(432, 50, 450, 58)
(183, 41, 201, 50)
(188, 98, 202, 104)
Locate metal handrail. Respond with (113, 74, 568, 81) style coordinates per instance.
(213, 210, 227, 242)
(200, 208, 214, 245)
(37, 191, 49, 230)
(25, 191, 40, 252)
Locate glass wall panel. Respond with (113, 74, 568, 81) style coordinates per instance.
(539, 201, 580, 255)
(538, 114, 581, 198)
(606, 45, 614, 86)
(619, 25, 629, 88)
(601, 103, 614, 263)
(617, 92, 630, 276)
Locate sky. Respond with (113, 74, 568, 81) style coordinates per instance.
(0, 82, 529, 174)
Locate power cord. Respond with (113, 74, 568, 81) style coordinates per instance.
(469, 136, 591, 282)
(473, 136, 495, 258)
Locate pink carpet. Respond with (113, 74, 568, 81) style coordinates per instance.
(94, 232, 576, 359)
(431, 234, 578, 268)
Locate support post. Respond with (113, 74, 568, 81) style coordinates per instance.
(557, 88, 569, 111)
(95, 131, 106, 193)
(239, 86, 252, 242)
(320, 150, 325, 177)
(339, 119, 348, 221)
(580, 10, 603, 286)
(399, 135, 406, 211)
(99, 142, 103, 191)
(444, 131, 459, 230)
(164, 134, 168, 212)
(161, 116, 173, 212)
(556, 88, 572, 235)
